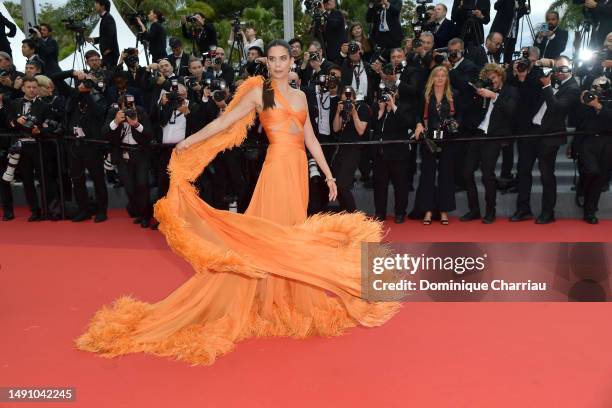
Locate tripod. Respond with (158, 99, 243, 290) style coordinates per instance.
(135, 31, 150, 66)
(228, 28, 245, 76)
(460, 14, 484, 48)
(70, 30, 93, 85)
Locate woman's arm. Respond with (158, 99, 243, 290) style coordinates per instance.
(302, 93, 338, 201)
(175, 86, 259, 151)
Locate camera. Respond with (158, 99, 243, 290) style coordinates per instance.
(515, 50, 531, 73)
(304, 0, 323, 11)
(185, 14, 199, 24)
(42, 118, 62, 135)
(21, 114, 38, 130)
(123, 94, 138, 120)
(205, 78, 227, 102)
(308, 51, 320, 62)
(127, 12, 146, 27)
(462, 0, 478, 11)
(414, 0, 434, 32)
(28, 24, 40, 36)
(308, 157, 321, 181)
(341, 86, 354, 118)
(185, 76, 204, 89)
(583, 77, 612, 103)
(348, 42, 360, 55)
(2, 141, 22, 183)
(433, 47, 448, 65)
(470, 78, 493, 90)
(0, 69, 9, 77)
(315, 73, 339, 92)
(61, 17, 86, 33)
(378, 82, 395, 103)
(245, 60, 268, 77)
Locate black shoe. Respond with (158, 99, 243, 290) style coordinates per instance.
(460, 211, 481, 222)
(140, 218, 151, 228)
(394, 214, 405, 224)
(28, 211, 42, 222)
(150, 221, 159, 230)
(72, 213, 91, 222)
(535, 213, 555, 224)
(374, 214, 386, 222)
(2, 209, 14, 221)
(584, 214, 598, 224)
(482, 212, 496, 224)
(133, 217, 142, 225)
(94, 214, 108, 223)
(509, 211, 533, 222)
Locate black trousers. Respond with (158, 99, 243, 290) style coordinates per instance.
(210, 150, 247, 212)
(416, 144, 456, 213)
(0, 152, 13, 212)
(308, 137, 336, 215)
(579, 135, 612, 217)
(332, 145, 362, 212)
(156, 146, 173, 201)
(117, 147, 152, 219)
(16, 143, 43, 213)
(516, 139, 559, 215)
(68, 143, 108, 216)
(373, 154, 409, 217)
(503, 37, 518, 64)
(500, 141, 515, 179)
(464, 140, 501, 214)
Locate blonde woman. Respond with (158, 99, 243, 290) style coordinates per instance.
(414, 66, 459, 225)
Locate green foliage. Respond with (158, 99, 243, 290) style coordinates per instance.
(4, 2, 23, 29)
(549, 0, 586, 32)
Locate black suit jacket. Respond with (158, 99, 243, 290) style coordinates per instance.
(169, 53, 190, 77)
(366, 0, 403, 49)
(300, 59, 335, 88)
(103, 105, 153, 152)
(535, 77, 580, 145)
(0, 12, 16, 57)
(141, 22, 167, 62)
(466, 45, 501, 69)
(340, 60, 376, 104)
(304, 84, 338, 142)
(535, 29, 569, 59)
(323, 9, 347, 64)
(573, 0, 612, 47)
(452, 0, 491, 46)
(475, 85, 518, 137)
(371, 101, 412, 160)
(182, 23, 217, 55)
(432, 19, 456, 49)
(449, 58, 480, 130)
(7, 97, 51, 134)
(93, 12, 119, 65)
(490, 0, 527, 37)
(37, 38, 60, 74)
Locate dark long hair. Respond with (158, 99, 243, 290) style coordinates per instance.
(262, 39, 291, 111)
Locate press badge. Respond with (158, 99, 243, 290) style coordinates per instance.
(122, 151, 130, 160)
(73, 126, 85, 138)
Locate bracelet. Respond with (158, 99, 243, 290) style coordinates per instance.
(325, 177, 336, 182)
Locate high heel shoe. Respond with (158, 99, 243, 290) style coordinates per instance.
(440, 218, 449, 225)
(423, 218, 432, 225)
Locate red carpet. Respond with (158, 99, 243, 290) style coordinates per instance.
(1, 209, 611, 407)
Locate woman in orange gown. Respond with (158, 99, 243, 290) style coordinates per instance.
(75, 40, 401, 366)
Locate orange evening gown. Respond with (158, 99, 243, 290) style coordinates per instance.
(75, 76, 401, 366)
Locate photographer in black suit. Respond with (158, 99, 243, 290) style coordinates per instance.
(168, 38, 190, 77)
(490, 0, 528, 63)
(340, 41, 376, 103)
(428, 4, 456, 49)
(0, 11, 16, 58)
(367, 0, 404, 50)
(29, 24, 60, 75)
(512, 56, 580, 224)
(181, 13, 217, 56)
(65, 80, 109, 222)
(467, 32, 503, 69)
(321, 0, 347, 64)
(534, 11, 569, 60)
(104, 94, 154, 227)
(574, 77, 612, 224)
(451, 0, 491, 48)
(6, 77, 51, 221)
(136, 10, 168, 62)
(460, 63, 518, 224)
(88, 0, 119, 69)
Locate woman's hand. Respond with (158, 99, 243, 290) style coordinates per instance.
(414, 123, 425, 140)
(326, 178, 338, 201)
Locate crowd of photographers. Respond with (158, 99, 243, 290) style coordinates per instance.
(0, 0, 611, 228)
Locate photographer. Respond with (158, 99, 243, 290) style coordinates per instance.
(6, 76, 51, 221)
(183, 57, 206, 101)
(414, 66, 460, 225)
(366, 0, 403, 50)
(512, 56, 580, 224)
(428, 4, 456, 49)
(87, 0, 119, 69)
(467, 31, 503, 69)
(239, 46, 265, 82)
(148, 58, 177, 113)
(0, 52, 24, 99)
(181, 13, 217, 56)
(203, 48, 235, 89)
(461, 63, 517, 224)
(65, 79, 109, 222)
(81, 50, 112, 97)
(534, 11, 568, 60)
(117, 48, 153, 100)
(451, 0, 491, 48)
(371, 84, 412, 223)
(490, 0, 528, 63)
(573, 0, 612, 47)
(21, 39, 46, 74)
(0, 11, 17, 58)
(574, 76, 612, 224)
(340, 41, 375, 103)
(168, 38, 190, 77)
(154, 83, 203, 227)
(0, 92, 14, 221)
(29, 24, 60, 75)
(107, 71, 144, 108)
(136, 9, 168, 63)
(331, 86, 370, 212)
(321, 0, 348, 64)
(228, 26, 264, 62)
(103, 93, 154, 228)
(300, 41, 334, 86)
